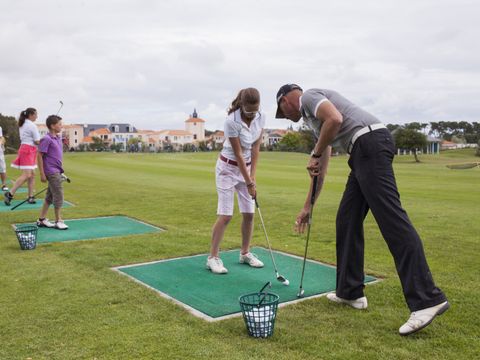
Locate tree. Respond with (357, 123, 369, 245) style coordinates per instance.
(405, 122, 422, 131)
(89, 136, 105, 151)
(387, 124, 401, 132)
(197, 141, 209, 151)
(394, 128, 427, 163)
(298, 128, 316, 153)
(0, 113, 20, 153)
(278, 132, 301, 151)
(183, 143, 195, 152)
(110, 143, 123, 152)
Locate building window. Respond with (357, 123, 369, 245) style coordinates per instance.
(194, 134, 197, 140)
(75, 139, 77, 144)
(74, 131, 77, 135)
(165, 136, 169, 141)
(194, 122, 196, 126)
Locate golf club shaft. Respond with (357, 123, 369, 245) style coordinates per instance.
(298, 176, 319, 294)
(10, 187, 48, 210)
(258, 281, 271, 306)
(255, 198, 279, 273)
(56, 101, 63, 116)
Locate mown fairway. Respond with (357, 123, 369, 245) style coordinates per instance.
(1, 150, 479, 359)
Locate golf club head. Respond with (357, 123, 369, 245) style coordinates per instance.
(61, 173, 71, 183)
(297, 289, 305, 298)
(56, 101, 64, 115)
(277, 275, 290, 286)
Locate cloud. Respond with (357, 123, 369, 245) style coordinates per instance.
(0, 0, 479, 131)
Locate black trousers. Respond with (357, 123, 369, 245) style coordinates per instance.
(335, 129, 447, 311)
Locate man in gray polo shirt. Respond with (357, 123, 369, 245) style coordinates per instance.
(275, 84, 449, 336)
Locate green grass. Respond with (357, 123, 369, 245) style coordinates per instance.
(1, 149, 479, 359)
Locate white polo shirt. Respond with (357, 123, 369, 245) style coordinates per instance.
(20, 120, 40, 146)
(221, 109, 265, 161)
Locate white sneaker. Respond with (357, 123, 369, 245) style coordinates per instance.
(206, 257, 228, 274)
(1, 185, 8, 192)
(54, 221, 69, 230)
(36, 218, 55, 228)
(326, 293, 368, 310)
(399, 301, 449, 336)
(239, 252, 264, 268)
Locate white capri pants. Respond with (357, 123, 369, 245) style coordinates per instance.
(215, 158, 254, 216)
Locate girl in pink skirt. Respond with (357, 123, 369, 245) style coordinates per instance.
(4, 107, 41, 206)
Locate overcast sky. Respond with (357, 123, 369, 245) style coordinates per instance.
(1, 0, 479, 131)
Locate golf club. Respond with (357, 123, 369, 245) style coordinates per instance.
(60, 173, 71, 183)
(10, 173, 71, 210)
(254, 198, 289, 286)
(297, 175, 319, 298)
(56, 101, 64, 116)
(257, 281, 272, 306)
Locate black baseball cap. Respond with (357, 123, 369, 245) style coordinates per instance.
(275, 84, 303, 118)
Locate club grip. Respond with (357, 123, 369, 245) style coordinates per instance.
(310, 176, 318, 206)
(259, 281, 271, 293)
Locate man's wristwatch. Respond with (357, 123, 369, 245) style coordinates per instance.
(310, 150, 321, 158)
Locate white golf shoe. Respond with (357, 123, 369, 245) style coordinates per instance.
(326, 293, 368, 310)
(54, 221, 69, 230)
(239, 252, 264, 268)
(399, 301, 450, 336)
(37, 218, 55, 228)
(206, 257, 228, 274)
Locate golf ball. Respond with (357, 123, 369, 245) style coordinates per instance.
(283, 279, 290, 286)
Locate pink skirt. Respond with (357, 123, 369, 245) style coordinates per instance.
(11, 144, 38, 170)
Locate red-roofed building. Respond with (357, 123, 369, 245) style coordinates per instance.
(158, 130, 193, 146)
(82, 136, 93, 144)
(441, 140, 458, 150)
(262, 129, 291, 147)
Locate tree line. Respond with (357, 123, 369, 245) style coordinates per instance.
(386, 121, 480, 143)
(2, 111, 479, 159)
(275, 121, 480, 162)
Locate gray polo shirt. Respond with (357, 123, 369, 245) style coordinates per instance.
(300, 89, 381, 152)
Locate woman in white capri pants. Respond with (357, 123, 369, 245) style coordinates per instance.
(207, 88, 266, 274)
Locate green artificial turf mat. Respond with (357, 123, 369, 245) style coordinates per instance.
(115, 247, 377, 320)
(13, 215, 162, 243)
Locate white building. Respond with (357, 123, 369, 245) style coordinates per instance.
(158, 130, 194, 148)
(63, 124, 84, 149)
(262, 129, 289, 147)
(184, 109, 205, 142)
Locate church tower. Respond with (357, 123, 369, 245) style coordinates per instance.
(185, 108, 205, 142)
